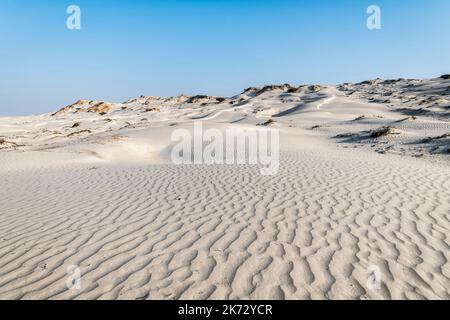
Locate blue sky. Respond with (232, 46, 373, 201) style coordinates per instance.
(1, 0, 449, 115)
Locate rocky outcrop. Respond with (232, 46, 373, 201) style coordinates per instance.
(52, 100, 113, 116)
(85, 102, 112, 114)
(186, 95, 226, 104)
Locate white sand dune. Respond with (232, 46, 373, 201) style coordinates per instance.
(0, 77, 449, 300)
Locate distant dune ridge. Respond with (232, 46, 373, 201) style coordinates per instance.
(0, 76, 449, 299)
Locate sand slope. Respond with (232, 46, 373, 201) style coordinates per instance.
(0, 78, 449, 300)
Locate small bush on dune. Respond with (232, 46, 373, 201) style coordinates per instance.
(258, 118, 275, 126)
(370, 126, 400, 138)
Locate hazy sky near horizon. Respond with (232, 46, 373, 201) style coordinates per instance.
(1, 0, 450, 115)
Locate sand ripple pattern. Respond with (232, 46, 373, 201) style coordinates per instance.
(0, 150, 449, 300)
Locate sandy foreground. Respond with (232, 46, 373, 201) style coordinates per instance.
(0, 78, 449, 299)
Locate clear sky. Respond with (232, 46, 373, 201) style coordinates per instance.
(1, 0, 449, 115)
